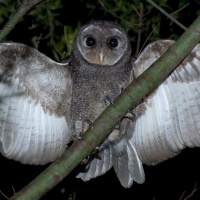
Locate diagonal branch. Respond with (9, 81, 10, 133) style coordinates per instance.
(9, 16, 200, 200)
(0, 0, 46, 41)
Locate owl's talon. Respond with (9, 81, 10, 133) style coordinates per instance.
(115, 122, 120, 129)
(104, 96, 116, 107)
(129, 110, 136, 118)
(80, 147, 101, 168)
(77, 136, 83, 140)
(93, 147, 101, 160)
(72, 134, 83, 141)
(125, 110, 136, 120)
(81, 155, 90, 165)
(85, 119, 94, 130)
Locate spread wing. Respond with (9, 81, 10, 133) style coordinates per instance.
(130, 40, 200, 166)
(0, 42, 72, 165)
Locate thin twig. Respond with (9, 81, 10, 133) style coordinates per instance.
(135, 2, 144, 57)
(0, 0, 46, 41)
(138, 2, 189, 56)
(0, 190, 9, 199)
(179, 191, 186, 200)
(179, 183, 198, 200)
(171, 3, 190, 16)
(138, 23, 160, 56)
(97, 0, 139, 27)
(145, 0, 187, 31)
(132, 3, 140, 17)
(12, 186, 15, 195)
(0, 185, 16, 200)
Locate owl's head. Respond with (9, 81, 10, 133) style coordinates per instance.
(72, 20, 131, 66)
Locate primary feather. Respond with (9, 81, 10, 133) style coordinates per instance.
(131, 40, 200, 166)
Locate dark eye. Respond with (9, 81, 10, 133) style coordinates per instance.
(86, 37, 96, 47)
(108, 38, 118, 48)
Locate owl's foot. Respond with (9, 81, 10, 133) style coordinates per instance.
(104, 96, 116, 107)
(82, 119, 94, 133)
(72, 134, 83, 141)
(80, 147, 101, 169)
(125, 110, 136, 120)
(85, 119, 93, 130)
(115, 122, 120, 129)
(93, 147, 101, 160)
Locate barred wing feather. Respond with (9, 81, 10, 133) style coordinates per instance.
(131, 40, 200, 166)
(0, 42, 72, 165)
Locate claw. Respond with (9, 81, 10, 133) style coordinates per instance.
(0, 69, 9, 82)
(77, 136, 83, 140)
(81, 155, 90, 165)
(125, 110, 136, 120)
(129, 110, 136, 118)
(84, 147, 101, 162)
(93, 147, 101, 160)
(72, 134, 82, 141)
(80, 147, 101, 172)
(105, 96, 116, 107)
(85, 119, 93, 130)
(115, 122, 120, 129)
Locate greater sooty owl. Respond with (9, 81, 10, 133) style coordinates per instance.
(1, 20, 200, 188)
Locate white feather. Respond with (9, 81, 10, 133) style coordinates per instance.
(127, 140, 145, 184)
(77, 147, 113, 181)
(0, 78, 70, 165)
(131, 41, 200, 166)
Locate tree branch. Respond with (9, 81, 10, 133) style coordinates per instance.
(9, 16, 200, 200)
(145, 0, 187, 31)
(0, 0, 46, 41)
(179, 183, 198, 200)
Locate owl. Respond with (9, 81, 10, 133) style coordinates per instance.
(1, 20, 200, 188)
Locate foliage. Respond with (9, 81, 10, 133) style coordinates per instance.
(0, 0, 19, 23)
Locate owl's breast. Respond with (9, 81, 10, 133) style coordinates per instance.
(70, 63, 133, 135)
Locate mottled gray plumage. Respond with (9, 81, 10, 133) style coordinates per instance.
(70, 21, 133, 135)
(1, 21, 200, 188)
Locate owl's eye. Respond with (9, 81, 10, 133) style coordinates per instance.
(108, 38, 118, 48)
(86, 37, 96, 47)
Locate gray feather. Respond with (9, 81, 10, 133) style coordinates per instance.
(0, 42, 72, 164)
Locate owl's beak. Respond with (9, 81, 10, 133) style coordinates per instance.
(99, 52, 105, 65)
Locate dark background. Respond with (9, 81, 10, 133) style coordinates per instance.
(1, 0, 200, 199)
(1, 148, 200, 199)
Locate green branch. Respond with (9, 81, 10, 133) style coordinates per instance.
(9, 16, 200, 200)
(0, 0, 46, 41)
